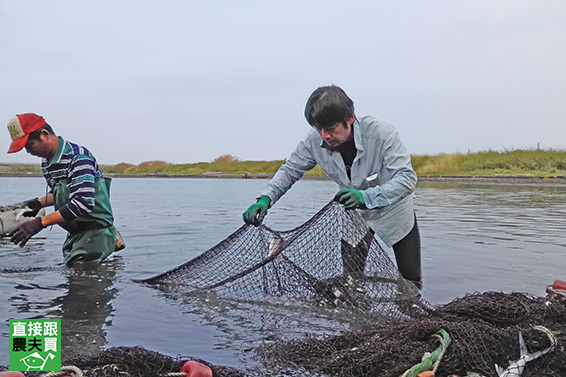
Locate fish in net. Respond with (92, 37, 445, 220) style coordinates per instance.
(137, 201, 427, 322)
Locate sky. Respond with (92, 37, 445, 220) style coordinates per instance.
(1, 1, 565, 165)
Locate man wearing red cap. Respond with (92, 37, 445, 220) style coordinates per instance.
(6, 113, 121, 265)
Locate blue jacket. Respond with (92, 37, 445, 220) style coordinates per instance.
(258, 115, 417, 247)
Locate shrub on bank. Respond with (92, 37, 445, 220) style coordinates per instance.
(4, 149, 566, 177)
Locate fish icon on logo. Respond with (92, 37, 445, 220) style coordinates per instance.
(19, 352, 55, 371)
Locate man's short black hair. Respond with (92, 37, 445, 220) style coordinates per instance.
(27, 124, 55, 142)
(304, 85, 355, 129)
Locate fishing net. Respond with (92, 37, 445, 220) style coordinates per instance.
(139, 201, 426, 322)
(0, 202, 23, 211)
(11, 346, 246, 377)
(134, 201, 566, 377)
(4, 202, 564, 377)
(259, 291, 566, 377)
(0, 201, 45, 236)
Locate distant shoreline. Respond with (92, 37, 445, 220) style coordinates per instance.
(2, 172, 566, 187)
(417, 175, 566, 187)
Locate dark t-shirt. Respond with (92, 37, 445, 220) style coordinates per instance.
(339, 128, 357, 180)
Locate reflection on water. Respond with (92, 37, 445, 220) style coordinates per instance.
(1, 258, 120, 362)
(1, 177, 566, 369)
(416, 183, 566, 304)
(418, 184, 565, 247)
(54, 263, 119, 359)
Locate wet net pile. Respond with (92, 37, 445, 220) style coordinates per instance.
(18, 346, 246, 377)
(259, 291, 566, 377)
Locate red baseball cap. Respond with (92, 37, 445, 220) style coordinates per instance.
(7, 113, 47, 153)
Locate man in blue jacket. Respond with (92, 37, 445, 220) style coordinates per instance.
(243, 85, 421, 288)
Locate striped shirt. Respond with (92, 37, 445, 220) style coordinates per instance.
(42, 137, 102, 221)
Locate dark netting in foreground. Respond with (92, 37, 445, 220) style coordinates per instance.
(140, 201, 426, 322)
(17, 346, 246, 377)
(259, 292, 566, 377)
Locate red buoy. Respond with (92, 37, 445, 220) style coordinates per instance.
(553, 279, 566, 290)
(0, 372, 26, 377)
(417, 372, 435, 377)
(180, 361, 213, 377)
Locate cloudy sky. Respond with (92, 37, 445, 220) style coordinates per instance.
(1, 1, 565, 165)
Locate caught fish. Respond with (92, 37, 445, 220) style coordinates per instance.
(266, 234, 286, 260)
(0, 202, 46, 237)
(495, 326, 556, 377)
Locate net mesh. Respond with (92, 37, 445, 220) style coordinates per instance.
(140, 202, 425, 322)
(259, 292, 566, 377)
(0, 201, 43, 236)
(135, 201, 565, 377)
(4, 202, 564, 377)
(16, 346, 246, 377)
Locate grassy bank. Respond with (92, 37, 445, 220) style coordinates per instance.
(2, 150, 566, 178)
(98, 157, 324, 176)
(411, 149, 566, 177)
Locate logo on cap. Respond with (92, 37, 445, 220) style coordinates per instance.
(7, 118, 26, 141)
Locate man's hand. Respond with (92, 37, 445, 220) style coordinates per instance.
(242, 196, 271, 226)
(22, 198, 42, 217)
(334, 189, 365, 209)
(10, 217, 45, 247)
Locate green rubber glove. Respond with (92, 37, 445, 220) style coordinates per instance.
(242, 196, 271, 226)
(334, 189, 365, 209)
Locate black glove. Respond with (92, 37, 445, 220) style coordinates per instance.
(10, 217, 45, 247)
(22, 198, 42, 217)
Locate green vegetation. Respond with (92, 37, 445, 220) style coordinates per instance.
(411, 149, 566, 177)
(100, 154, 327, 176)
(2, 150, 566, 178)
(0, 163, 41, 174)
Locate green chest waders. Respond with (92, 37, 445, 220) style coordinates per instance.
(52, 177, 116, 265)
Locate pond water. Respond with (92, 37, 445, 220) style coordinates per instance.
(1, 177, 565, 368)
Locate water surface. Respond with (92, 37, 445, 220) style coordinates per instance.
(1, 177, 565, 367)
